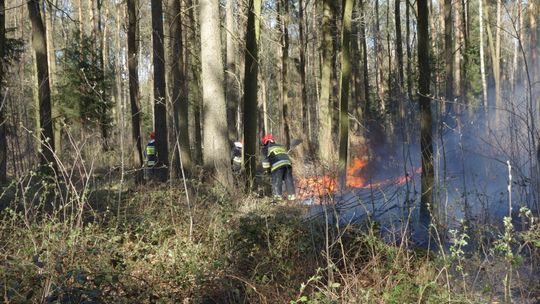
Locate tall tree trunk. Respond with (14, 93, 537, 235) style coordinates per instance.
(187, 0, 203, 165)
(243, 0, 262, 180)
(395, 0, 404, 92)
(45, 2, 61, 157)
(226, 0, 239, 142)
(298, 0, 310, 149)
(375, 0, 384, 110)
(318, 0, 335, 162)
(0, 0, 6, 184)
(200, 0, 232, 186)
(443, 0, 453, 105)
(170, 0, 192, 178)
(339, 0, 353, 169)
(495, 0, 502, 121)
(360, 0, 370, 114)
(530, 0, 538, 98)
(127, 0, 144, 182)
(459, 0, 469, 105)
(28, 0, 56, 172)
(405, 0, 413, 100)
(151, 0, 169, 181)
(418, 0, 434, 240)
(278, 0, 291, 148)
(479, 0, 487, 108)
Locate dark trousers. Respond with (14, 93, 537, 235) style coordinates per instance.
(271, 165, 295, 197)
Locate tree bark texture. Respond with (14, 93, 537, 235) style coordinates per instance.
(28, 0, 56, 172)
(360, 0, 370, 114)
(151, 0, 169, 181)
(242, 0, 262, 180)
(318, 0, 335, 162)
(200, 0, 232, 186)
(0, 0, 5, 183)
(443, 0, 453, 103)
(339, 0, 353, 169)
(169, 0, 192, 178)
(418, 0, 434, 233)
(226, 0, 239, 142)
(278, 0, 291, 148)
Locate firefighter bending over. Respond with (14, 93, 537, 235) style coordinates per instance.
(261, 134, 296, 201)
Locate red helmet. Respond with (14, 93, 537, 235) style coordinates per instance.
(261, 134, 274, 145)
(149, 131, 156, 140)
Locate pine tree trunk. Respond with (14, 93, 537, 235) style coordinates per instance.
(200, 0, 232, 186)
(169, 0, 192, 178)
(127, 0, 144, 182)
(151, 0, 170, 181)
(339, 0, 353, 169)
(375, 0, 385, 110)
(418, 0, 434, 238)
(0, 0, 6, 184)
(318, 0, 335, 162)
(28, 0, 56, 172)
(242, 0, 262, 180)
(226, 0, 239, 142)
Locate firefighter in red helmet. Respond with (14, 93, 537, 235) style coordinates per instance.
(261, 134, 296, 201)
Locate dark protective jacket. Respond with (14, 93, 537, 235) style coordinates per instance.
(262, 142, 292, 172)
(146, 140, 157, 166)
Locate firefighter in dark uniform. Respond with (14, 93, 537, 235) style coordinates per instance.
(261, 134, 296, 201)
(145, 131, 157, 179)
(231, 141, 243, 173)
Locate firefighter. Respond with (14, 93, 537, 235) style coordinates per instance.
(145, 131, 157, 179)
(231, 141, 243, 173)
(261, 134, 296, 201)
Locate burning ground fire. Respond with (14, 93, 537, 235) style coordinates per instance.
(296, 157, 421, 200)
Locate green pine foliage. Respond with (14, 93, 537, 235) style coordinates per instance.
(56, 31, 114, 141)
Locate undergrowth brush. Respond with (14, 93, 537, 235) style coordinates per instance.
(1, 174, 539, 303)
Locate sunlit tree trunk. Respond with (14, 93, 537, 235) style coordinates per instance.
(479, 0, 487, 108)
(200, 0, 232, 186)
(339, 0, 353, 169)
(495, 0, 502, 121)
(277, 0, 291, 148)
(127, 0, 144, 182)
(44, 2, 61, 157)
(375, 0, 384, 110)
(359, 0, 369, 114)
(0, 0, 6, 183)
(444, 0, 453, 105)
(318, 0, 335, 162)
(28, 0, 56, 172)
(169, 0, 192, 178)
(418, 0, 434, 238)
(243, 0, 262, 180)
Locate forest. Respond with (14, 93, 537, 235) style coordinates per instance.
(1, 0, 540, 302)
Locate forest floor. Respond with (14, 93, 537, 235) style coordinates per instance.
(1, 170, 539, 303)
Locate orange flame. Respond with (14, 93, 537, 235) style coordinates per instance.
(296, 157, 421, 201)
